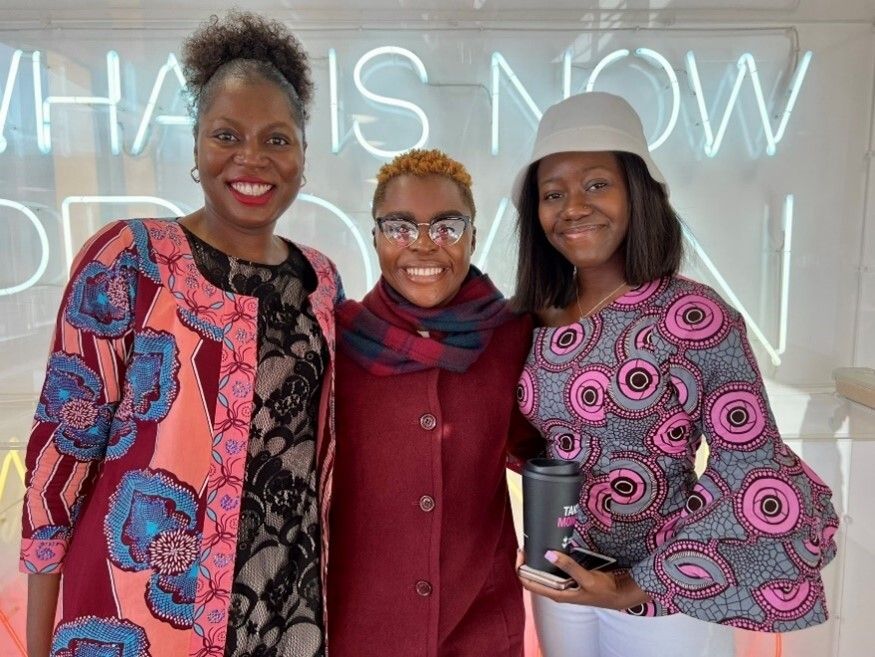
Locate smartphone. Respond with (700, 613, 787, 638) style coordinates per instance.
(518, 564, 579, 590)
(518, 548, 617, 590)
(569, 547, 617, 572)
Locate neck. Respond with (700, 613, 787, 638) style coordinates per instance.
(575, 265, 626, 307)
(180, 207, 286, 265)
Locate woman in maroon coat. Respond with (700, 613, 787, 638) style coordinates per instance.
(328, 149, 539, 656)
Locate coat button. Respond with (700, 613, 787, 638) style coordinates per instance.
(419, 413, 437, 430)
(419, 495, 435, 512)
(415, 580, 433, 597)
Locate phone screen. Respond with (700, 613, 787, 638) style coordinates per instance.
(569, 547, 617, 571)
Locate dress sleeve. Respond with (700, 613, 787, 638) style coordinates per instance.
(629, 290, 839, 631)
(20, 221, 138, 574)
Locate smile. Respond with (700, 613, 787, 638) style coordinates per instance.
(562, 224, 604, 235)
(230, 181, 273, 196)
(227, 181, 275, 206)
(559, 224, 606, 239)
(404, 266, 447, 279)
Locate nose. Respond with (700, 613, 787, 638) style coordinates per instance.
(233, 140, 268, 167)
(408, 223, 438, 252)
(562, 191, 592, 220)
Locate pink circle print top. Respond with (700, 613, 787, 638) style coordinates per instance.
(519, 276, 838, 631)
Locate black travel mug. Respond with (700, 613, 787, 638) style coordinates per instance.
(522, 458, 584, 574)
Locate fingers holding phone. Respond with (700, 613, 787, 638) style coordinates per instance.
(518, 547, 612, 591)
(516, 548, 650, 610)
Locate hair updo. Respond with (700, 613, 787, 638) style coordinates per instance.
(182, 10, 313, 134)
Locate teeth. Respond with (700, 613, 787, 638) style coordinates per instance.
(231, 182, 273, 196)
(406, 267, 444, 277)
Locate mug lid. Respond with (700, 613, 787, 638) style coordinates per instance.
(524, 458, 580, 476)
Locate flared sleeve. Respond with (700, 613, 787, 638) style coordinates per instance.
(630, 287, 839, 631)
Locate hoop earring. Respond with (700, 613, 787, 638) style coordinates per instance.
(190, 166, 200, 184)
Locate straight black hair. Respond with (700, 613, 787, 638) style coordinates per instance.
(512, 151, 683, 313)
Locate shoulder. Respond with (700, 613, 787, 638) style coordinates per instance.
(654, 276, 741, 321)
(76, 219, 133, 255)
(535, 305, 569, 328)
(292, 242, 346, 308)
(647, 276, 747, 351)
(672, 276, 741, 321)
(294, 243, 341, 283)
(508, 310, 535, 336)
(489, 311, 535, 361)
(294, 242, 335, 271)
(69, 219, 152, 276)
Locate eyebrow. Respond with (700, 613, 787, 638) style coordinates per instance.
(379, 209, 468, 220)
(538, 166, 615, 186)
(208, 117, 297, 132)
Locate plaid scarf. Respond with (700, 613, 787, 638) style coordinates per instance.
(337, 267, 515, 376)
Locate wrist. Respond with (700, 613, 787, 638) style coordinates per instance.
(614, 571, 651, 609)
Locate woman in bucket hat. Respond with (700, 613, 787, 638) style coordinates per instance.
(512, 92, 838, 656)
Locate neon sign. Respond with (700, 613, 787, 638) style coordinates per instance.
(0, 200, 49, 297)
(0, 447, 25, 500)
(490, 47, 809, 155)
(131, 53, 192, 156)
(33, 51, 122, 155)
(0, 44, 812, 365)
(0, 46, 812, 159)
(686, 50, 813, 157)
(348, 46, 431, 158)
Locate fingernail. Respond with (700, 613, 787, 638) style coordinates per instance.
(544, 550, 559, 563)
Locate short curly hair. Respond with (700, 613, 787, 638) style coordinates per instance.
(182, 10, 312, 134)
(372, 149, 476, 220)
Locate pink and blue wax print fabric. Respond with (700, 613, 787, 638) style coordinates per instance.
(518, 276, 838, 631)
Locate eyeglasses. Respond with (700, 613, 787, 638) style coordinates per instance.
(375, 214, 472, 248)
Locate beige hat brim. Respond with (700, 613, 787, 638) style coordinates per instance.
(511, 127, 669, 207)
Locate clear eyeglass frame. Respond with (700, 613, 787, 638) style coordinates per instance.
(374, 214, 472, 248)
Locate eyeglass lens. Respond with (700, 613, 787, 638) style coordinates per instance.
(378, 215, 469, 247)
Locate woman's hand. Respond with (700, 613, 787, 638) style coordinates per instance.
(516, 550, 651, 610)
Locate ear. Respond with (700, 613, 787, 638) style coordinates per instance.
(470, 226, 477, 253)
(371, 227, 377, 250)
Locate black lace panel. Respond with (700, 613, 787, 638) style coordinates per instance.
(182, 226, 327, 657)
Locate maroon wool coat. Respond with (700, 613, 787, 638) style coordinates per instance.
(327, 314, 539, 657)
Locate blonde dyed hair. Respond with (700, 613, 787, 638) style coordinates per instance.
(372, 148, 476, 220)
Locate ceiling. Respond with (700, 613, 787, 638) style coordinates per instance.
(1, 1, 874, 28)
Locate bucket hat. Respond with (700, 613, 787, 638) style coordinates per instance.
(511, 92, 668, 206)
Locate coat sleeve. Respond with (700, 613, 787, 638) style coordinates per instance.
(629, 290, 839, 631)
(506, 313, 544, 473)
(20, 221, 138, 574)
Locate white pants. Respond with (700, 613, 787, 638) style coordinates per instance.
(532, 595, 736, 657)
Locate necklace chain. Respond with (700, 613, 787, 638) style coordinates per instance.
(575, 279, 627, 319)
